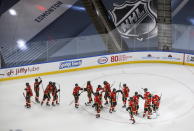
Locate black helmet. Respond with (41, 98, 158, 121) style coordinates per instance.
(75, 83, 78, 86)
(135, 91, 138, 95)
(52, 82, 56, 85)
(144, 88, 148, 92)
(97, 85, 102, 88)
(49, 81, 52, 84)
(35, 78, 38, 81)
(103, 81, 107, 84)
(26, 83, 29, 86)
(113, 88, 116, 92)
(123, 84, 126, 87)
(87, 81, 91, 85)
(130, 97, 133, 100)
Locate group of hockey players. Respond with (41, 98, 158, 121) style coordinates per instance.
(23, 78, 160, 124)
(24, 77, 60, 108)
(72, 81, 161, 124)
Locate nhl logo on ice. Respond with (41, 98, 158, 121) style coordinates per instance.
(110, 0, 157, 40)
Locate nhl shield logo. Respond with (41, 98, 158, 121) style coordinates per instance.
(110, 0, 157, 40)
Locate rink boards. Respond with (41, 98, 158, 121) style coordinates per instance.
(0, 51, 194, 81)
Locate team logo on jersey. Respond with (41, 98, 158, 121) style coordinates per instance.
(109, 0, 157, 40)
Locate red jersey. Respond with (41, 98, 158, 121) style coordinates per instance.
(144, 97, 152, 108)
(96, 87, 103, 92)
(94, 95, 102, 105)
(110, 91, 117, 102)
(52, 86, 58, 96)
(25, 85, 33, 96)
(44, 84, 53, 94)
(34, 81, 42, 91)
(73, 86, 82, 95)
(86, 84, 93, 93)
(128, 100, 136, 111)
(122, 87, 129, 97)
(96, 87, 103, 98)
(152, 95, 160, 105)
(133, 95, 140, 105)
(104, 83, 111, 92)
(144, 91, 151, 100)
(34, 81, 42, 88)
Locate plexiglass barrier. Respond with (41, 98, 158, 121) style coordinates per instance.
(0, 24, 194, 68)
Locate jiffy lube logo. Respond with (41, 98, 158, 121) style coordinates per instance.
(59, 60, 82, 69)
(6, 66, 40, 77)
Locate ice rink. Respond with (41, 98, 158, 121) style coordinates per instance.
(1, 63, 194, 131)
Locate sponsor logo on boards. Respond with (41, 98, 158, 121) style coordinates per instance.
(97, 57, 108, 64)
(59, 60, 82, 69)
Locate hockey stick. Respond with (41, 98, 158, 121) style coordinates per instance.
(56, 82, 61, 104)
(110, 81, 116, 88)
(119, 82, 122, 90)
(69, 99, 74, 106)
(38, 77, 44, 92)
(116, 82, 122, 101)
(23, 92, 36, 104)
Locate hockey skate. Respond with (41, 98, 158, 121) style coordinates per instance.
(46, 102, 50, 106)
(75, 104, 79, 108)
(132, 119, 135, 124)
(85, 102, 92, 106)
(96, 114, 100, 118)
(25, 104, 31, 109)
(122, 105, 126, 108)
(104, 101, 108, 105)
(35, 99, 40, 103)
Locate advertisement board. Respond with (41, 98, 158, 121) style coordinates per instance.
(0, 51, 186, 81)
(184, 54, 194, 65)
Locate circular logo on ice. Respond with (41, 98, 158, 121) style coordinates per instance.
(98, 57, 108, 64)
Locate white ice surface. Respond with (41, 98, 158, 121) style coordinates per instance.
(1, 63, 194, 131)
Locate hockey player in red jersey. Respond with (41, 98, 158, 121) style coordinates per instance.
(41, 81, 53, 106)
(143, 88, 151, 100)
(84, 81, 93, 105)
(143, 94, 152, 119)
(93, 92, 102, 118)
(34, 78, 42, 103)
(51, 82, 60, 106)
(126, 97, 136, 124)
(133, 92, 143, 115)
(122, 84, 129, 108)
(142, 88, 152, 118)
(24, 83, 33, 108)
(96, 85, 103, 100)
(72, 83, 83, 108)
(152, 94, 160, 113)
(103, 81, 111, 105)
(109, 88, 117, 113)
